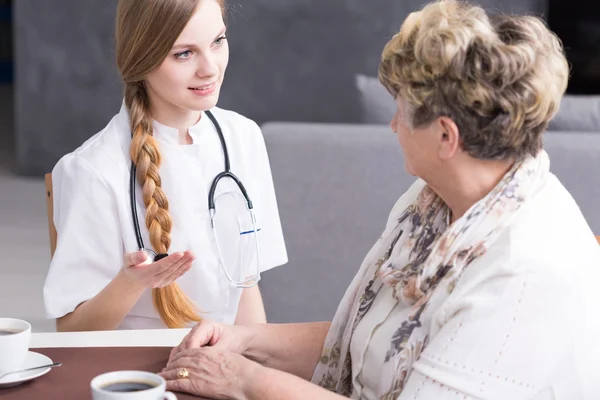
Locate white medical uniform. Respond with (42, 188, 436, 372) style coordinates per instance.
(43, 102, 288, 329)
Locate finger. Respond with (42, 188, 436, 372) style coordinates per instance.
(169, 346, 178, 360)
(158, 366, 181, 381)
(162, 354, 210, 372)
(159, 265, 191, 288)
(156, 256, 194, 287)
(165, 378, 194, 395)
(163, 347, 222, 371)
(165, 349, 206, 368)
(156, 264, 191, 288)
(130, 252, 184, 274)
(160, 354, 199, 376)
(124, 251, 149, 267)
(158, 368, 196, 394)
(208, 324, 223, 347)
(169, 333, 191, 358)
(143, 253, 187, 283)
(154, 252, 194, 278)
(173, 262, 193, 281)
(181, 323, 218, 351)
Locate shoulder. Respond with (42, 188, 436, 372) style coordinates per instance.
(53, 112, 130, 186)
(206, 107, 263, 143)
(206, 107, 270, 167)
(501, 173, 600, 275)
(451, 173, 600, 321)
(420, 175, 600, 390)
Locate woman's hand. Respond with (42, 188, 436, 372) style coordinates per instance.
(170, 319, 254, 359)
(120, 251, 195, 290)
(159, 348, 261, 400)
(160, 346, 348, 400)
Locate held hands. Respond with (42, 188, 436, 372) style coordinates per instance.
(170, 319, 252, 359)
(160, 348, 260, 400)
(161, 320, 260, 399)
(121, 251, 195, 290)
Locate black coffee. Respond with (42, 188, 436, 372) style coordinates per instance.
(100, 380, 158, 392)
(0, 329, 21, 336)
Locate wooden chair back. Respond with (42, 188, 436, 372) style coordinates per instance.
(45, 173, 57, 258)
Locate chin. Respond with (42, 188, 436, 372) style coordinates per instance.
(191, 95, 219, 111)
(180, 86, 221, 111)
(404, 163, 417, 177)
(179, 99, 217, 113)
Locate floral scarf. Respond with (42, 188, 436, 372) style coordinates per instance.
(311, 150, 550, 398)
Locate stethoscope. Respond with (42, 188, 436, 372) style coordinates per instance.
(129, 110, 261, 288)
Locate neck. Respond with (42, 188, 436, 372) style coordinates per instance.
(147, 91, 201, 145)
(428, 158, 515, 224)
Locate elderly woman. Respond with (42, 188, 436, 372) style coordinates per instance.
(159, 1, 600, 399)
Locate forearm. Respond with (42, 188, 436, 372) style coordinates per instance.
(243, 322, 331, 380)
(56, 269, 145, 332)
(235, 285, 266, 325)
(243, 365, 346, 400)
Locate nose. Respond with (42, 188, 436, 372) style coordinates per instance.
(195, 53, 219, 79)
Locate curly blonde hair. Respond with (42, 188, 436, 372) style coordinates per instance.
(116, 0, 226, 328)
(379, 0, 569, 160)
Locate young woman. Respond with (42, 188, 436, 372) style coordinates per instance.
(43, 0, 287, 331)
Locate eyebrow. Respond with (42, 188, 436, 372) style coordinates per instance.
(172, 27, 227, 50)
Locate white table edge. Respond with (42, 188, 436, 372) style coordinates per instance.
(30, 328, 191, 348)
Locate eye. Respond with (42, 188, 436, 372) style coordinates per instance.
(175, 50, 193, 60)
(214, 36, 228, 46)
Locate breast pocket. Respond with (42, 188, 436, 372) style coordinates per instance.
(237, 211, 261, 277)
(211, 189, 261, 284)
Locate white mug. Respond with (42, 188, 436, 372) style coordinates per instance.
(0, 318, 31, 375)
(91, 370, 177, 400)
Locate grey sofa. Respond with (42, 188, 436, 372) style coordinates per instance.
(259, 122, 600, 324)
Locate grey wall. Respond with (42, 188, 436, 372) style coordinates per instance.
(14, 0, 546, 176)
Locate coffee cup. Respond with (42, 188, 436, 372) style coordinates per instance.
(91, 370, 177, 399)
(0, 318, 31, 375)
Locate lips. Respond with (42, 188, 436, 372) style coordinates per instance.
(189, 83, 215, 90)
(188, 82, 217, 97)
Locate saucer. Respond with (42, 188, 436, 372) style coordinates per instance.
(0, 351, 53, 388)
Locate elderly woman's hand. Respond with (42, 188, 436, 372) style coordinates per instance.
(159, 348, 261, 399)
(170, 319, 254, 360)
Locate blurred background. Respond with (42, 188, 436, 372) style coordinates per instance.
(1, 0, 599, 332)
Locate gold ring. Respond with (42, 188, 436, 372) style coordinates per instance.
(177, 367, 189, 379)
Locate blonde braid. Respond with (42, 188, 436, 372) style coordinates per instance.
(126, 82, 201, 328)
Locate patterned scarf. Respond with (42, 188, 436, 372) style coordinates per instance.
(311, 150, 550, 398)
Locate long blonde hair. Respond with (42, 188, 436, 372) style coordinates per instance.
(116, 0, 226, 328)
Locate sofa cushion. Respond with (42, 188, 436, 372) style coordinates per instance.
(355, 74, 600, 132)
(355, 74, 396, 124)
(548, 95, 600, 132)
(260, 122, 414, 323)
